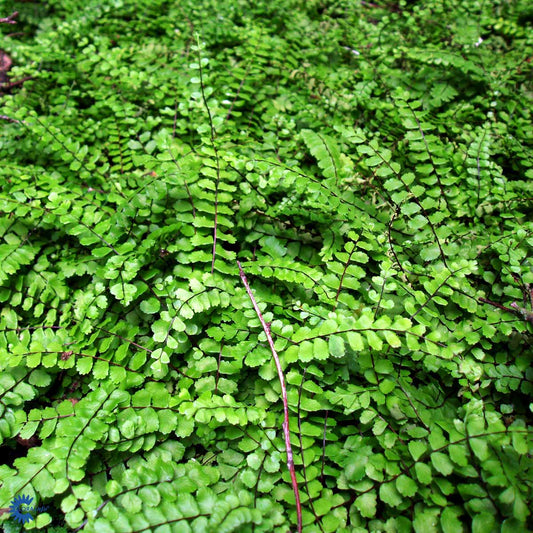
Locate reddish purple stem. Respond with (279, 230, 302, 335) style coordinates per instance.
(237, 260, 302, 533)
(0, 12, 18, 24)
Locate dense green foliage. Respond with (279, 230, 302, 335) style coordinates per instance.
(1, 0, 532, 531)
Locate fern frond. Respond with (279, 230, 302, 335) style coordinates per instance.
(301, 129, 342, 184)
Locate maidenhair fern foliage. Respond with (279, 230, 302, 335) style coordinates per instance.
(0, 0, 532, 532)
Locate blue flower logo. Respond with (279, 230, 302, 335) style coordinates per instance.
(9, 494, 34, 524)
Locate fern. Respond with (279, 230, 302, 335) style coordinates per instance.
(0, 1, 531, 532)
(301, 129, 343, 185)
(0, 244, 37, 285)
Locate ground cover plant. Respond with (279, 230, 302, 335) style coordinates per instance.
(0, 0, 532, 531)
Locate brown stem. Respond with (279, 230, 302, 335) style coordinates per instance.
(478, 297, 513, 313)
(479, 297, 533, 325)
(237, 260, 302, 533)
(510, 302, 533, 325)
(0, 114, 23, 124)
(0, 75, 33, 90)
(0, 12, 18, 24)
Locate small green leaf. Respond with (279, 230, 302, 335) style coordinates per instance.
(299, 341, 314, 362)
(379, 483, 402, 507)
(472, 513, 495, 533)
(110, 282, 138, 305)
(355, 491, 377, 518)
(511, 430, 528, 455)
(440, 507, 463, 533)
(77, 357, 93, 375)
(366, 330, 383, 351)
(470, 437, 489, 461)
(152, 320, 170, 342)
(415, 462, 433, 484)
(420, 245, 441, 262)
(396, 474, 417, 497)
(313, 337, 329, 360)
(140, 298, 161, 314)
(414, 507, 440, 533)
(241, 470, 257, 488)
(431, 452, 454, 476)
(409, 440, 427, 461)
(329, 335, 345, 358)
(401, 202, 421, 216)
(347, 332, 364, 351)
(383, 330, 402, 348)
(35, 513, 52, 528)
(29, 369, 52, 387)
(247, 453, 263, 470)
(345, 458, 368, 482)
(106, 480, 122, 497)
